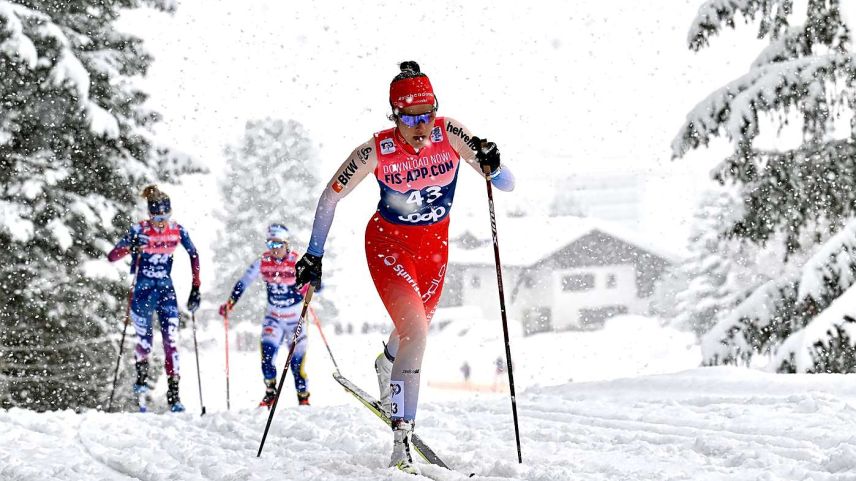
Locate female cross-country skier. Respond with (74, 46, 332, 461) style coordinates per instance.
(107, 185, 201, 412)
(220, 224, 311, 407)
(293, 61, 515, 473)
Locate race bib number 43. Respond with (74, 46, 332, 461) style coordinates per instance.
(397, 186, 447, 224)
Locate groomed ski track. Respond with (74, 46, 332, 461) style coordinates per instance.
(2, 367, 856, 481)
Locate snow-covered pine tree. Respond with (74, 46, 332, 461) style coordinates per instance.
(672, 188, 759, 338)
(649, 268, 691, 322)
(674, 0, 856, 371)
(0, 0, 199, 410)
(213, 118, 335, 325)
(768, 219, 856, 371)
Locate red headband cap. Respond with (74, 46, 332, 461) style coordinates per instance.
(389, 76, 435, 110)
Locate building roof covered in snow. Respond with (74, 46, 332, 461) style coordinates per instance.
(448, 215, 680, 268)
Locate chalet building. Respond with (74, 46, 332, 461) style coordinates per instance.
(441, 216, 676, 335)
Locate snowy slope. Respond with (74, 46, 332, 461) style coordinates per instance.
(3, 367, 856, 481)
(4, 315, 856, 480)
(161, 313, 700, 413)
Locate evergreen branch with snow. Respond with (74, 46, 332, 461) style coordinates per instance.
(701, 274, 801, 365)
(701, 216, 856, 370)
(797, 217, 856, 304)
(714, 140, 856, 245)
(688, 0, 793, 51)
(688, 0, 848, 53)
(772, 291, 856, 373)
(672, 53, 856, 159)
(751, 25, 818, 67)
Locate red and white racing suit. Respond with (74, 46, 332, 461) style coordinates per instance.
(306, 117, 514, 421)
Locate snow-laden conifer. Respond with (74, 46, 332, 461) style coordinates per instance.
(0, 0, 199, 410)
(677, 0, 856, 372)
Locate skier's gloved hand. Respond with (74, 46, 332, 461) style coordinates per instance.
(295, 253, 323, 289)
(470, 136, 501, 176)
(219, 299, 235, 317)
(187, 286, 201, 312)
(134, 231, 150, 247)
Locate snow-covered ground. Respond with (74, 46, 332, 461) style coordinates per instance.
(4, 313, 856, 480)
(4, 369, 856, 480)
(165, 312, 702, 414)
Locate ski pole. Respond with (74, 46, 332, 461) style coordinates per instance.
(257, 285, 315, 457)
(107, 252, 141, 412)
(309, 306, 340, 375)
(482, 163, 523, 464)
(223, 307, 231, 411)
(190, 312, 207, 416)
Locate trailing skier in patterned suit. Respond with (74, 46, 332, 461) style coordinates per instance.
(108, 185, 202, 413)
(220, 224, 311, 407)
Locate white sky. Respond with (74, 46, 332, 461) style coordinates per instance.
(125, 0, 762, 169)
(116, 0, 846, 311)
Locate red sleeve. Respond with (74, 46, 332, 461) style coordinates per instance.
(107, 245, 131, 262)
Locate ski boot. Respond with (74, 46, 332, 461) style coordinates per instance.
(133, 361, 150, 413)
(389, 419, 417, 475)
(297, 391, 311, 406)
(259, 378, 277, 409)
(167, 376, 185, 413)
(374, 349, 394, 416)
(132, 383, 150, 413)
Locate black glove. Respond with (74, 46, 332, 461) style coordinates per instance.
(295, 253, 323, 289)
(471, 136, 500, 175)
(187, 285, 201, 312)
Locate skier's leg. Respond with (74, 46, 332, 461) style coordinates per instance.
(375, 222, 445, 372)
(374, 334, 396, 414)
(416, 220, 450, 322)
(365, 244, 429, 423)
(130, 279, 157, 388)
(373, 326, 399, 413)
(287, 320, 310, 405)
(260, 315, 283, 386)
(157, 284, 183, 411)
(271, 303, 310, 403)
(157, 284, 181, 379)
(367, 261, 426, 470)
(385, 330, 400, 358)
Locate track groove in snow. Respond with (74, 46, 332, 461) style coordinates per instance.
(4, 368, 856, 480)
(76, 419, 145, 481)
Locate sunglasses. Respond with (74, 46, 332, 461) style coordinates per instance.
(267, 240, 289, 250)
(397, 109, 436, 128)
(151, 213, 171, 222)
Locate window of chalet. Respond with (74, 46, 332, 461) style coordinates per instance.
(606, 273, 617, 288)
(561, 273, 595, 292)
